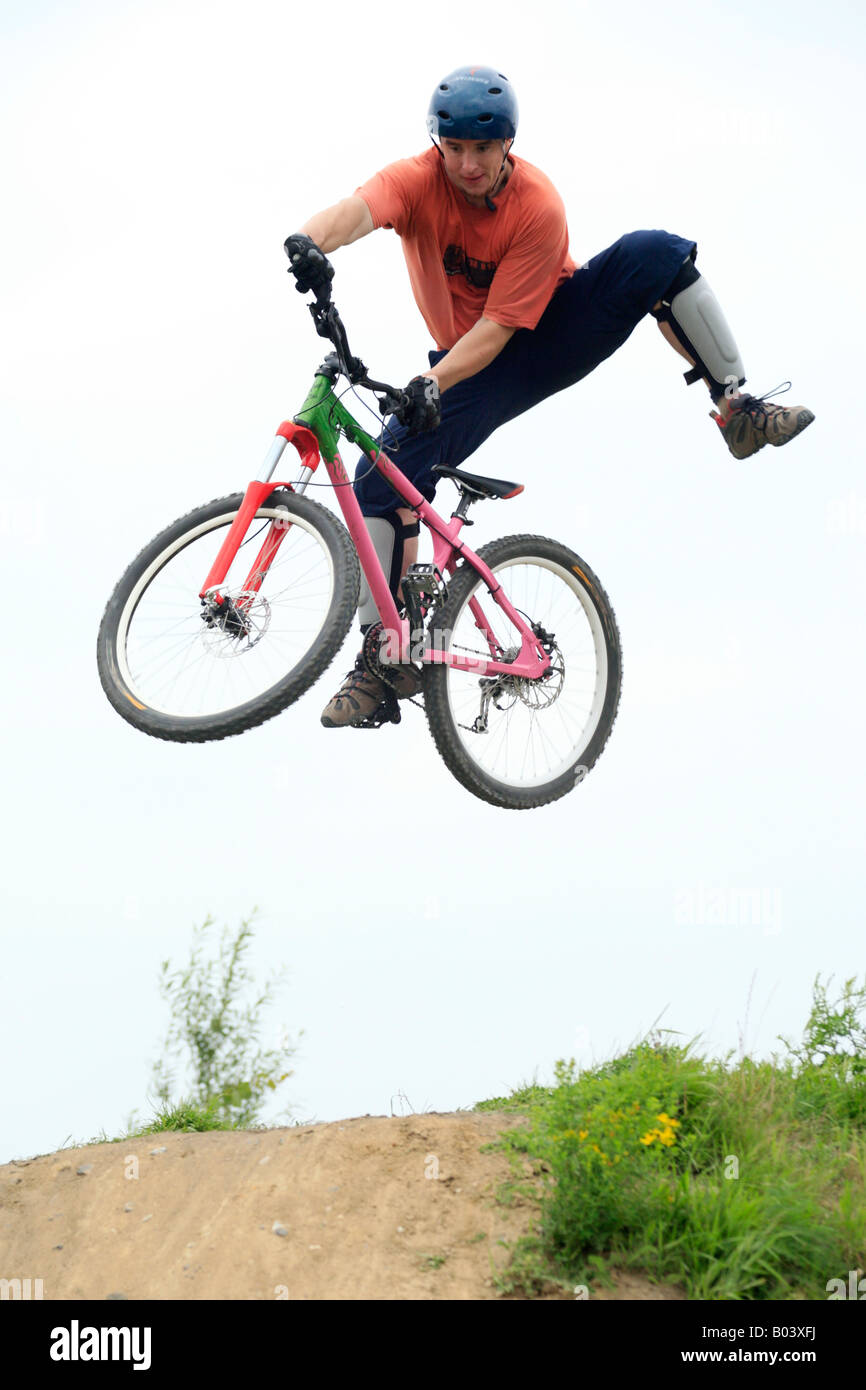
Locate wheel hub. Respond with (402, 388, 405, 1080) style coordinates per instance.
(200, 590, 271, 656)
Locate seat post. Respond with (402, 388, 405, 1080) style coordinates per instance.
(453, 490, 476, 523)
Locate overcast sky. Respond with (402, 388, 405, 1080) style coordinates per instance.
(2, 0, 865, 1162)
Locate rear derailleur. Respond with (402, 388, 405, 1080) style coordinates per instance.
(461, 623, 559, 735)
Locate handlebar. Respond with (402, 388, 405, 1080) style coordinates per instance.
(307, 287, 411, 419)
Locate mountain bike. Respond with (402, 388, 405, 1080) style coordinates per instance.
(97, 279, 622, 809)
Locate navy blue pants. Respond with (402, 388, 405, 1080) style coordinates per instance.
(354, 228, 697, 516)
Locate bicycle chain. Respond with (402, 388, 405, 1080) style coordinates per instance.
(360, 625, 510, 724)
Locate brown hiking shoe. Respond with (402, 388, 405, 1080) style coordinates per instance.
(320, 653, 422, 728)
(320, 656, 388, 728)
(378, 661, 423, 699)
(711, 383, 815, 460)
(361, 621, 423, 700)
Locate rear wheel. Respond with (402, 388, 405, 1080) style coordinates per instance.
(423, 534, 621, 809)
(97, 490, 360, 741)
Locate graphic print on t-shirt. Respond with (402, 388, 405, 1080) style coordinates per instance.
(443, 244, 498, 290)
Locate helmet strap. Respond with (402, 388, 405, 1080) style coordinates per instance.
(485, 139, 513, 212)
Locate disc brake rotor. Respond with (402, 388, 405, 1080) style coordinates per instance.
(514, 647, 565, 708)
(200, 591, 272, 658)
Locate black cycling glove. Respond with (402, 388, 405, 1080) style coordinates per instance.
(283, 233, 335, 297)
(395, 375, 441, 437)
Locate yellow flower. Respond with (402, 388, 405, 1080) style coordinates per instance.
(578, 1129, 589, 1141)
(656, 1113, 680, 1128)
(640, 1132, 657, 1146)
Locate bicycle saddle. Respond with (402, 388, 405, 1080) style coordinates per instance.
(432, 464, 524, 500)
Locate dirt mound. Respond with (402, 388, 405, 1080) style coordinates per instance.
(1, 1112, 684, 1300)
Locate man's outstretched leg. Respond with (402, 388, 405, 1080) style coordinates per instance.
(650, 253, 815, 457)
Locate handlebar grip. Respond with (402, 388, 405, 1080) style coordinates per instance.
(378, 390, 410, 418)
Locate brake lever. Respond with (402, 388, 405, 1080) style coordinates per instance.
(308, 295, 334, 341)
(308, 300, 368, 384)
(377, 389, 408, 418)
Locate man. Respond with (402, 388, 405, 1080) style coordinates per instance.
(284, 65, 814, 729)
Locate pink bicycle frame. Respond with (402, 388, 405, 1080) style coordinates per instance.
(199, 423, 551, 681)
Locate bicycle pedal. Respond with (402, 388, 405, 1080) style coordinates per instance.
(402, 563, 447, 605)
(355, 692, 401, 729)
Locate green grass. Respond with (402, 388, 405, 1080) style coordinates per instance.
(420, 1253, 448, 1270)
(128, 1098, 239, 1135)
(83, 1098, 244, 1143)
(475, 1079, 558, 1113)
(478, 976, 866, 1301)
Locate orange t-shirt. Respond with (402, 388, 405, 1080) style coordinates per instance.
(356, 148, 576, 350)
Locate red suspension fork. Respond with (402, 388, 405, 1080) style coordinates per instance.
(199, 422, 320, 603)
(234, 510, 292, 612)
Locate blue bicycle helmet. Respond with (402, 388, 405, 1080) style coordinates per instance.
(426, 66, 518, 142)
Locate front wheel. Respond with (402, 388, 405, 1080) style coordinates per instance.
(97, 490, 360, 741)
(423, 534, 622, 809)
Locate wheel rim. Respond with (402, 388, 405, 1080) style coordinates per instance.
(440, 556, 610, 790)
(115, 506, 337, 719)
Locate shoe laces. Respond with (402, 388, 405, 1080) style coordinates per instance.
(732, 380, 792, 424)
(340, 656, 376, 690)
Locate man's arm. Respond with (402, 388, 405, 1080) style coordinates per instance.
(299, 196, 374, 254)
(424, 316, 515, 394)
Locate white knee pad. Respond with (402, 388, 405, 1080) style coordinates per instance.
(668, 275, 746, 399)
(357, 516, 397, 628)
